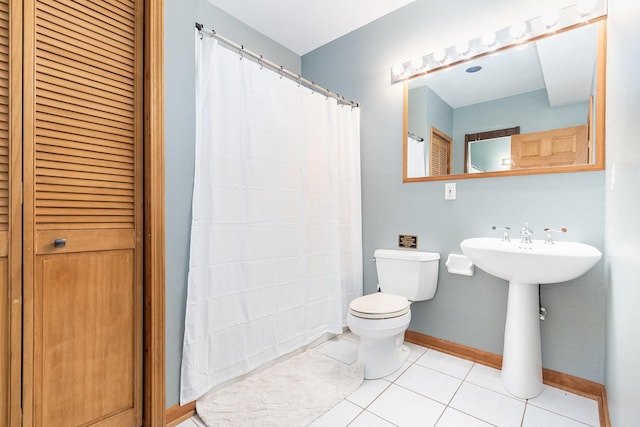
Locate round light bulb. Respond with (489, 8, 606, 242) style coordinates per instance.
(411, 57, 424, 70)
(433, 50, 447, 64)
(481, 32, 497, 49)
(577, 0, 597, 16)
(509, 22, 527, 40)
(541, 10, 560, 29)
(456, 41, 470, 56)
(392, 63, 406, 78)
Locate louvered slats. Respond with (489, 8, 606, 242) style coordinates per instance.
(34, 0, 136, 230)
(0, 0, 8, 232)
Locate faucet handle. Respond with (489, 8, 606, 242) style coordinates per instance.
(492, 226, 511, 242)
(518, 222, 534, 243)
(543, 227, 567, 244)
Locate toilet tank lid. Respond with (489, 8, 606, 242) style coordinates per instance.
(374, 249, 440, 261)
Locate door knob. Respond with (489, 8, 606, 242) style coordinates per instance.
(54, 238, 66, 248)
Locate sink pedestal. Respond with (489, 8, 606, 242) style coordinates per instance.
(502, 281, 543, 399)
(460, 237, 602, 400)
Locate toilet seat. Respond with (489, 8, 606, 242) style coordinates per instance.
(349, 292, 410, 319)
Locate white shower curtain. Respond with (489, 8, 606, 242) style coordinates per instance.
(180, 32, 362, 404)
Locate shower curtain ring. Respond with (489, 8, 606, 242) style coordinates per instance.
(279, 65, 284, 79)
(259, 55, 264, 70)
(297, 75, 301, 87)
(239, 45, 244, 60)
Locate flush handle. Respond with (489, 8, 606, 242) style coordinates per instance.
(54, 238, 66, 248)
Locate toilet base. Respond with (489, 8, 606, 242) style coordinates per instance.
(347, 311, 412, 379)
(358, 335, 411, 379)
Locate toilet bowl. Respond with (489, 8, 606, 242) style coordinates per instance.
(347, 292, 412, 378)
(347, 249, 439, 379)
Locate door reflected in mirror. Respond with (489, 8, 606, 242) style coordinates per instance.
(403, 19, 606, 182)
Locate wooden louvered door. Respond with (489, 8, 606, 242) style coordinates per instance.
(429, 127, 452, 176)
(23, 0, 143, 425)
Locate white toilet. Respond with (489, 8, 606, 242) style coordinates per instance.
(347, 249, 440, 379)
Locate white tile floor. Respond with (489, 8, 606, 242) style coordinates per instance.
(178, 332, 601, 427)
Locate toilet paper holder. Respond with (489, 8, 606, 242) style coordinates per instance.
(445, 254, 474, 276)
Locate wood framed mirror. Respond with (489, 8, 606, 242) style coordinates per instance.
(402, 17, 606, 182)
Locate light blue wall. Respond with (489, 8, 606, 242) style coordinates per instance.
(302, 0, 605, 385)
(164, 0, 300, 407)
(604, 0, 640, 425)
(408, 86, 429, 140)
(408, 86, 453, 173)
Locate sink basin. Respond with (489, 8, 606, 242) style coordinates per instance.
(459, 236, 601, 399)
(460, 237, 602, 284)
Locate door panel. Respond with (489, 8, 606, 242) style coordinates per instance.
(37, 251, 134, 424)
(511, 125, 589, 169)
(0, 258, 6, 422)
(24, 0, 143, 425)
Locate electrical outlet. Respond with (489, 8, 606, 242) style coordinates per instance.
(445, 183, 456, 200)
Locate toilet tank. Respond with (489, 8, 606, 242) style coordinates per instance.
(374, 249, 440, 301)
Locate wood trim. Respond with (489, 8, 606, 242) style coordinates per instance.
(465, 126, 521, 142)
(405, 331, 502, 369)
(594, 20, 606, 170)
(143, 0, 166, 425)
(402, 162, 604, 183)
(405, 330, 610, 427)
(402, 84, 409, 182)
(8, 0, 23, 425)
(165, 402, 196, 427)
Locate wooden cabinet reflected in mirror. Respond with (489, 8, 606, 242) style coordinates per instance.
(403, 18, 606, 182)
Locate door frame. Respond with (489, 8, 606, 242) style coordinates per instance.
(8, 0, 23, 425)
(143, 0, 166, 425)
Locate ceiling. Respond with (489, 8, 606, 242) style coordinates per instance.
(206, 0, 597, 109)
(206, 0, 415, 55)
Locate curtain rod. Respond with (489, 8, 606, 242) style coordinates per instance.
(195, 23, 359, 108)
(408, 132, 423, 142)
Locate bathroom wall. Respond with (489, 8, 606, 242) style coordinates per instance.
(604, 0, 640, 425)
(164, 0, 300, 407)
(303, 0, 605, 385)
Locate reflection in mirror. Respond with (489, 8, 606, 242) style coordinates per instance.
(402, 18, 606, 182)
(464, 127, 520, 173)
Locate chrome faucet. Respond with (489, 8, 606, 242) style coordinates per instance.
(492, 226, 511, 242)
(544, 227, 568, 244)
(520, 222, 533, 244)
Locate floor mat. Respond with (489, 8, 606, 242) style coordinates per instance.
(196, 349, 364, 426)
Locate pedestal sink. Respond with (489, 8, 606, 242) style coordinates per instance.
(460, 237, 602, 399)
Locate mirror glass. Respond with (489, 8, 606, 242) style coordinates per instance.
(403, 19, 606, 182)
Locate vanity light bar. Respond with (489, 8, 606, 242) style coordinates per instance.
(390, 0, 607, 84)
